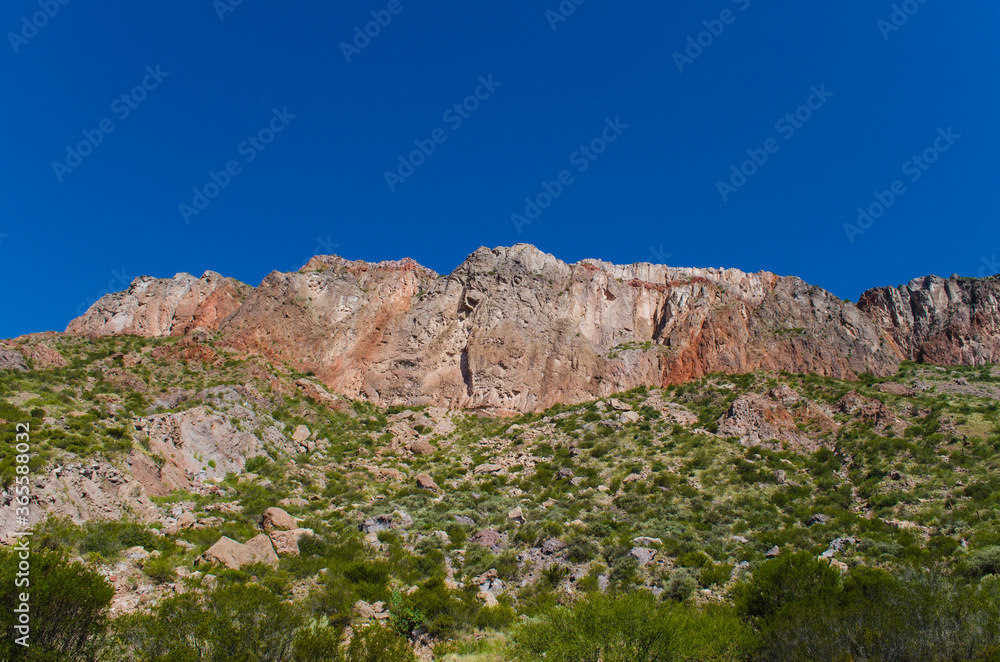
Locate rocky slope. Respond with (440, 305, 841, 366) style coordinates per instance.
(858, 275, 1000, 365)
(63, 245, 1000, 412)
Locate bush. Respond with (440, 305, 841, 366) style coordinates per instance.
(0, 546, 114, 661)
(663, 568, 697, 602)
(345, 625, 416, 662)
(507, 591, 753, 662)
(566, 536, 599, 563)
(751, 568, 1000, 661)
(733, 551, 841, 621)
(142, 556, 177, 584)
(113, 583, 302, 661)
(965, 546, 1000, 579)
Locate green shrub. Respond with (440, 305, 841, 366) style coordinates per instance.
(733, 551, 841, 621)
(0, 546, 114, 661)
(345, 625, 416, 662)
(752, 569, 1000, 662)
(142, 556, 177, 584)
(507, 591, 753, 662)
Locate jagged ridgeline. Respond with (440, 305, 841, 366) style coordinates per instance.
(2, 245, 1000, 661)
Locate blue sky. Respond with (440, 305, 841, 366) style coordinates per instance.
(2, 1, 998, 337)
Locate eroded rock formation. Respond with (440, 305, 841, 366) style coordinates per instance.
(64, 245, 1000, 412)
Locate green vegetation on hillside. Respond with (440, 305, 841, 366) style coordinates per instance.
(4, 335, 1000, 660)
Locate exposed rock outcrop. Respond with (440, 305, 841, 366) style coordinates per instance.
(0, 349, 27, 371)
(717, 393, 814, 451)
(859, 275, 1000, 365)
(65, 246, 1000, 412)
(67, 271, 250, 337)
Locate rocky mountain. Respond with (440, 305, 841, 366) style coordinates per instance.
(64, 244, 1000, 413)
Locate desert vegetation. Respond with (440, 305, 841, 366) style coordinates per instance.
(4, 335, 1000, 660)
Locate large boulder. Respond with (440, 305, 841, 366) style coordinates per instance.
(260, 507, 297, 532)
(269, 528, 314, 556)
(196, 535, 278, 569)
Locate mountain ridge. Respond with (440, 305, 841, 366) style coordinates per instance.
(58, 244, 1000, 412)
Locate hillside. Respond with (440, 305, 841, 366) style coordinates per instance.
(4, 325, 1000, 659)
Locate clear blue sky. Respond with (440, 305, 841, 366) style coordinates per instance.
(2, 1, 998, 337)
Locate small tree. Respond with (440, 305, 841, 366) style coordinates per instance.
(0, 546, 114, 661)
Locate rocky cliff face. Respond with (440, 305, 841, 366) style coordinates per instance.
(63, 245, 1000, 412)
(66, 271, 251, 338)
(858, 275, 1000, 365)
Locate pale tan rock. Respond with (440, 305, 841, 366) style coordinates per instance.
(268, 528, 314, 556)
(291, 425, 311, 443)
(408, 439, 435, 455)
(67, 271, 249, 337)
(196, 535, 278, 569)
(260, 507, 297, 532)
(415, 474, 439, 492)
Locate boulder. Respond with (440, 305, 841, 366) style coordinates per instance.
(630, 547, 656, 565)
(408, 439, 435, 455)
(469, 529, 504, 553)
(260, 507, 297, 532)
(196, 535, 278, 569)
(292, 425, 311, 443)
(620, 411, 641, 425)
(354, 600, 376, 619)
(269, 528, 314, 556)
(542, 538, 567, 555)
(244, 534, 280, 566)
(632, 536, 662, 547)
(415, 473, 440, 492)
(473, 463, 502, 475)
